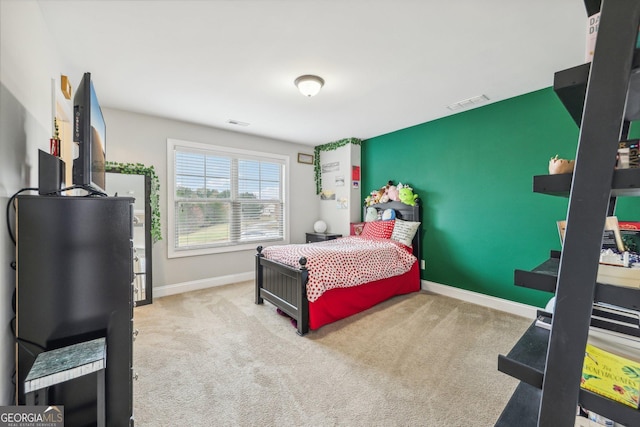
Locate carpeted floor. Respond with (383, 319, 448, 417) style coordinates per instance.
(132, 281, 531, 426)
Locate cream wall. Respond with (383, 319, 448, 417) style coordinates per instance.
(0, 0, 319, 403)
(0, 0, 70, 405)
(317, 143, 361, 237)
(103, 107, 319, 295)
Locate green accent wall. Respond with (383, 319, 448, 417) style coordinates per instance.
(362, 87, 640, 308)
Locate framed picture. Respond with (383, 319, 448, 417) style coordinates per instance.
(298, 153, 314, 164)
(322, 161, 340, 172)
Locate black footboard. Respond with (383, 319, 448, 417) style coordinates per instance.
(255, 246, 310, 335)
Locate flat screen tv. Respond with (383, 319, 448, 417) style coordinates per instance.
(73, 72, 106, 193)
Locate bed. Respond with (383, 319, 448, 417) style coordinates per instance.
(255, 201, 421, 335)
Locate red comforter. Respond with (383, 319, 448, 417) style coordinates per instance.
(261, 236, 416, 302)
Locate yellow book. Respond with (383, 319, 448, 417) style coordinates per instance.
(581, 343, 640, 408)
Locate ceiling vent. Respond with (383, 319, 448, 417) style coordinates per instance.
(227, 119, 250, 127)
(446, 94, 490, 111)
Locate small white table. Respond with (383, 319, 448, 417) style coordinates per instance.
(24, 337, 106, 427)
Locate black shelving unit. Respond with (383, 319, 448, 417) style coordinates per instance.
(496, 1, 640, 425)
(15, 196, 135, 426)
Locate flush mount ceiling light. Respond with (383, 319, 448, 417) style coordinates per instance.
(294, 75, 324, 97)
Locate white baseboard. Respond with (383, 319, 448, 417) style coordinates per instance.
(421, 280, 540, 319)
(154, 272, 254, 299)
(154, 275, 540, 319)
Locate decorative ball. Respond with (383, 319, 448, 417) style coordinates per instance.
(313, 220, 327, 233)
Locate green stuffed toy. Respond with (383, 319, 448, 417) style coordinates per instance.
(397, 183, 419, 206)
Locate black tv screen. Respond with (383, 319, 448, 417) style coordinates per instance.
(73, 72, 106, 193)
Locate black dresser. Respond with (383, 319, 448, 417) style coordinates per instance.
(15, 195, 134, 427)
(305, 232, 342, 243)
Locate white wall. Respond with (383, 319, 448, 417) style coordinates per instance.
(0, 0, 70, 405)
(349, 143, 362, 223)
(318, 144, 361, 237)
(0, 0, 319, 402)
(103, 106, 318, 292)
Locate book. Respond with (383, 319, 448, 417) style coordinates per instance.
(587, 13, 640, 62)
(589, 327, 640, 363)
(592, 302, 640, 330)
(619, 221, 640, 254)
(581, 343, 640, 408)
(557, 216, 625, 253)
(618, 139, 640, 169)
(585, 12, 600, 62)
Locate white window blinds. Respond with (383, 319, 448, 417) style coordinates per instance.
(169, 139, 286, 256)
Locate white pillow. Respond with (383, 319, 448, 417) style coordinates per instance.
(391, 219, 420, 246)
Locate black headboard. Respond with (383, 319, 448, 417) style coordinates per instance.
(363, 201, 421, 261)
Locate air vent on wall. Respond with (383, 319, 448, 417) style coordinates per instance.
(446, 94, 489, 111)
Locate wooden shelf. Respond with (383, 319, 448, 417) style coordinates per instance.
(533, 168, 640, 198)
(579, 388, 640, 427)
(553, 50, 640, 127)
(595, 283, 640, 312)
(497, 316, 548, 388)
(498, 314, 640, 426)
(496, 379, 640, 427)
(514, 255, 560, 294)
(500, 1, 640, 424)
(514, 255, 640, 314)
(495, 382, 541, 427)
(584, 0, 601, 17)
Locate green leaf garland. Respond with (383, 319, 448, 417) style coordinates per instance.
(314, 137, 362, 194)
(105, 161, 162, 243)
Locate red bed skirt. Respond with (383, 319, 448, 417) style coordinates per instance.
(308, 261, 421, 330)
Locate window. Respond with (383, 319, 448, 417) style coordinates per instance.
(167, 138, 288, 257)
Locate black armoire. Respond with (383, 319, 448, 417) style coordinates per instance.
(15, 195, 134, 427)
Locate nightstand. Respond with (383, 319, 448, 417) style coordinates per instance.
(306, 232, 342, 243)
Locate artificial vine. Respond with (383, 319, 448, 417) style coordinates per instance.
(105, 161, 162, 243)
(314, 137, 362, 194)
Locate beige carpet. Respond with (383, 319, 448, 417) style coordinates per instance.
(132, 281, 531, 426)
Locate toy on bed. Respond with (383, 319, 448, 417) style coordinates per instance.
(397, 183, 419, 206)
(365, 207, 379, 221)
(365, 181, 418, 207)
(386, 184, 399, 202)
(365, 180, 397, 206)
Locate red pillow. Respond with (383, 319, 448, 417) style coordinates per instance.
(360, 220, 395, 239)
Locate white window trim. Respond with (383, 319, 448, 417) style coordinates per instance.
(167, 138, 290, 258)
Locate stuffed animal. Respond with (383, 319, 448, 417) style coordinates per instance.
(365, 188, 383, 206)
(365, 182, 390, 206)
(365, 207, 378, 221)
(364, 180, 401, 206)
(397, 183, 419, 206)
(379, 180, 402, 203)
(386, 183, 399, 201)
(548, 155, 575, 174)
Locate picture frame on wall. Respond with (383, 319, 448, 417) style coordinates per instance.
(298, 153, 314, 164)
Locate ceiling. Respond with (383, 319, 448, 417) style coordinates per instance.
(37, 0, 588, 146)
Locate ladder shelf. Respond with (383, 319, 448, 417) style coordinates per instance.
(496, 0, 640, 425)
